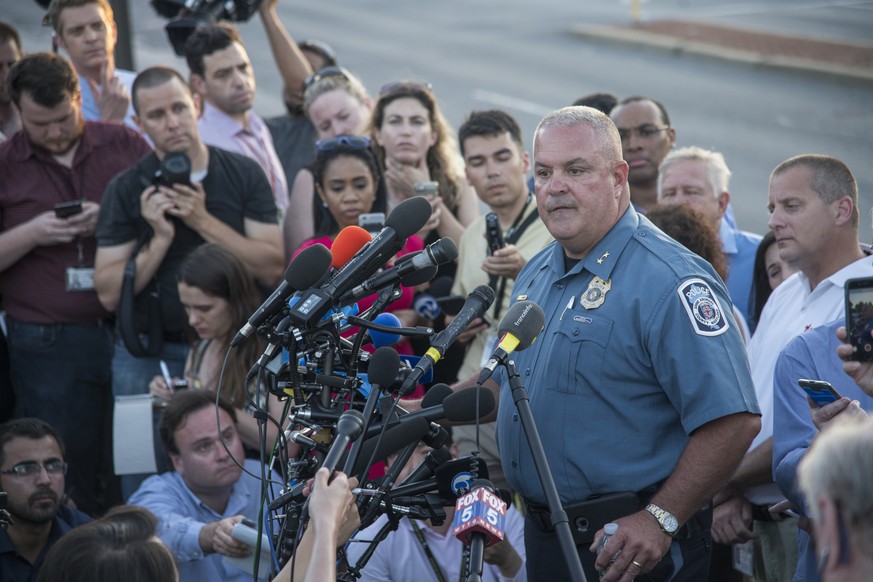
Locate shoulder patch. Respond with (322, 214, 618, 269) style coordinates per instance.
(677, 278, 730, 336)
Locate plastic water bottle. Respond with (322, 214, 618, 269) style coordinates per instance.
(596, 522, 620, 579)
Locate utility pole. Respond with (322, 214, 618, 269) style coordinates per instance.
(110, 0, 135, 70)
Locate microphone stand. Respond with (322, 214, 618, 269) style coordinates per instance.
(497, 359, 587, 582)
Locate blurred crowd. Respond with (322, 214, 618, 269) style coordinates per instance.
(2, 1, 872, 581)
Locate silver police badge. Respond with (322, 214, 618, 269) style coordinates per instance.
(678, 278, 730, 336)
(580, 276, 611, 310)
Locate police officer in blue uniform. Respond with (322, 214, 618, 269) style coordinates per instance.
(471, 107, 761, 581)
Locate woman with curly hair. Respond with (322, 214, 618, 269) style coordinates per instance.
(648, 204, 751, 342)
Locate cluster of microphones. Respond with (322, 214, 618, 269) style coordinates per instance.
(229, 197, 546, 580)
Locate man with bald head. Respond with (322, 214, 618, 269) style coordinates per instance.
(453, 106, 760, 581)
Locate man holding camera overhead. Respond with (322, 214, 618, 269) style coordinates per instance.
(93, 65, 283, 497)
(0, 53, 151, 516)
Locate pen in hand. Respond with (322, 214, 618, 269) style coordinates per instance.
(159, 360, 175, 394)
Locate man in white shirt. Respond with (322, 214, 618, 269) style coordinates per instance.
(710, 154, 871, 581)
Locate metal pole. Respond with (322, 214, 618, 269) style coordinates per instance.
(110, 0, 135, 71)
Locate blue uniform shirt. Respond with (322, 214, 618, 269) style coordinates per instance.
(495, 206, 759, 504)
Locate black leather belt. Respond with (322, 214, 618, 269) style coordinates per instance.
(524, 482, 712, 542)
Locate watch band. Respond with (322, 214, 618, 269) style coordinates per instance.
(645, 503, 679, 536)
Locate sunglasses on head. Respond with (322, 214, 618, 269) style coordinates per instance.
(378, 81, 434, 96)
(303, 66, 350, 93)
(315, 135, 372, 152)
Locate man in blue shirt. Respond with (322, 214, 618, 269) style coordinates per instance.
(128, 390, 273, 582)
(658, 146, 762, 327)
(45, 0, 137, 129)
(0, 418, 91, 582)
(460, 106, 760, 581)
(773, 319, 873, 581)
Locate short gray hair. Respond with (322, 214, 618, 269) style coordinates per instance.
(534, 106, 622, 165)
(659, 146, 731, 199)
(798, 415, 873, 558)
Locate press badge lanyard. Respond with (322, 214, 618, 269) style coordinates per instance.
(409, 519, 467, 582)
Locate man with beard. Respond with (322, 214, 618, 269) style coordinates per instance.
(184, 22, 291, 215)
(0, 418, 91, 581)
(0, 53, 151, 516)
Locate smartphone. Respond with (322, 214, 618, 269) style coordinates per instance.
(485, 212, 505, 255)
(845, 277, 873, 361)
(358, 212, 385, 233)
(54, 200, 83, 218)
(413, 181, 439, 197)
(798, 379, 842, 407)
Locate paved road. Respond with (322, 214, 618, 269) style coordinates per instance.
(6, 0, 873, 240)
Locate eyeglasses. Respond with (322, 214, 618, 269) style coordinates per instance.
(315, 135, 372, 151)
(378, 81, 433, 96)
(617, 124, 670, 142)
(1, 460, 68, 478)
(302, 66, 350, 93)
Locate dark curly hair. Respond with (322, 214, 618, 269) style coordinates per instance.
(647, 204, 728, 281)
(310, 140, 388, 238)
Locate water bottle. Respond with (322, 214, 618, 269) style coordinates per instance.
(596, 522, 620, 579)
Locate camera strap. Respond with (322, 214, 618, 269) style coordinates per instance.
(488, 197, 540, 321)
(118, 229, 163, 358)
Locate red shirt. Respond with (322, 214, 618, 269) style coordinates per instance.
(0, 122, 152, 323)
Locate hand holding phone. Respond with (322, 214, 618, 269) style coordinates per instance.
(798, 379, 842, 407)
(54, 200, 83, 219)
(845, 277, 873, 361)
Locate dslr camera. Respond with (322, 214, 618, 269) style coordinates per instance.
(152, 152, 192, 188)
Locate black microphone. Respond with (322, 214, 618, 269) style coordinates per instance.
(231, 244, 332, 346)
(365, 387, 495, 439)
(348, 416, 430, 478)
(340, 237, 457, 304)
(398, 445, 452, 487)
(398, 285, 495, 395)
(319, 409, 366, 476)
(478, 300, 545, 384)
(389, 455, 491, 500)
(341, 347, 401, 475)
(288, 197, 431, 326)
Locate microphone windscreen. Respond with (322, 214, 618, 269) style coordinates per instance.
(332, 226, 372, 268)
(369, 313, 402, 349)
(367, 346, 401, 388)
(442, 387, 495, 422)
(421, 383, 453, 409)
(470, 285, 496, 311)
(351, 416, 430, 476)
(429, 276, 455, 298)
(402, 265, 437, 287)
(287, 243, 333, 289)
(385, 196, 432, 238)
(497, 301, 545, 351)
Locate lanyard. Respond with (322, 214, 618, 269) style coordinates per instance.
(409, 519, 467, 582)
(490, 194, 539, 321)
